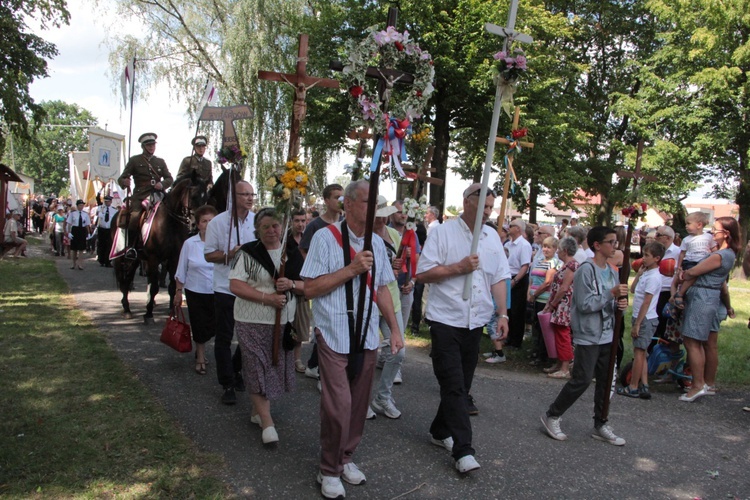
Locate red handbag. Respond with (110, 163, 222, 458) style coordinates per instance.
(160, 306, 192, 353)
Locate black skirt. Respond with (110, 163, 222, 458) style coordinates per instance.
(185, 289, 215, 344)
(70, 225, 88, 251)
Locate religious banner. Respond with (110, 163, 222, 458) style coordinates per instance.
(88, 127, 125, 181)
(69, 151, 89, 200)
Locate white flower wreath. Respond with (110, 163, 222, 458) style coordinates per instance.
(341, 25, 435, 135)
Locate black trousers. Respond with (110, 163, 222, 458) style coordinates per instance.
(214, 292, 242, 388)
(428, 321, 482, 460)
(97, 226, 112, 264)
(506, 274, 529, 348)
(411, 282, 425, 330)
(547, 343, 611, 427)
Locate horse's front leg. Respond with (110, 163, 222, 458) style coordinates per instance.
(143, 259, 160, 324)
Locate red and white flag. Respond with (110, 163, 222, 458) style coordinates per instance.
(198, 79, 218, 109)
(120, 58, 135, 108)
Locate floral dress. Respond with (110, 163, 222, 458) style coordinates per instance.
(549, 259, 580, 326)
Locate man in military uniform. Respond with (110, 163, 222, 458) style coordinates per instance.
(175, 135, 213, 189)
(117, 132, 173, 230)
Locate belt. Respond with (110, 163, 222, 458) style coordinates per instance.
(693, 284, 722, 290)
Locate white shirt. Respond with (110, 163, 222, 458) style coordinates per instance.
(573, 247, 589, 264)
(97, 204, 117, 229)
(633, 268, 662, 320)
(204, 210, 256, 295)
(506, 235, 532, 275)
(66, 210, 91, 228)
(427, 219, 440, 236)
(300, 223, 395, 354)
(681, 232, 714, 263)
(175, 234, 214, 294)
(661, 243, 681, 291)
(585, 247, 595, 259)
(417, 217, 511, 330)
(230, 247, 295, 324)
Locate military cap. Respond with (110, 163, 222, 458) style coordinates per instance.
(138, 133, 158, 145)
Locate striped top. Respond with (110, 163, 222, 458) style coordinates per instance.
(529, 256, 561, 303)
(300, 222, 395, 354)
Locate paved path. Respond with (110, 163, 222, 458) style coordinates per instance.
(56, 253, 749, 499)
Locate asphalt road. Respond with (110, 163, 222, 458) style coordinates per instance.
(57, 253, 750, 499)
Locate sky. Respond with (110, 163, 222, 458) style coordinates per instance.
(26, 0, 725, 212)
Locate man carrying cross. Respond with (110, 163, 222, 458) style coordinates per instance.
(301, 180, 404, 499)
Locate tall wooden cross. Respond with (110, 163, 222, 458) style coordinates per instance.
(258, 34, 340, 161)
(199, 105, 253, 149)
(495, 106, 534, 226)
(410, 145, 442, 198)
(463, 0, 533, 299)
(602, 138, 654, 420)
(331, 6, 417, 346)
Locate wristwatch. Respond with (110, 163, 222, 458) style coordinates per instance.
(498, 314, 509, 320)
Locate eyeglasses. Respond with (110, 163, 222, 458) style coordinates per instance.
(236, 192, 256, 198)
(709, 229, 726, 235)
(468, 188, 497, 198)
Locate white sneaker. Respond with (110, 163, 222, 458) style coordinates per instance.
(342, 462, 366, 485)
(540, 414, 567, 441)
(455, 455, 481, 473)
(250, 414, 261, 427)
(482, 352, 494, 358)
(485, 353, 506, 364)
(261, 426, 279, 444)
(430, 434, 454, 452)
(305, 366, 319, 379)
(393, 368, 403, 384)
(317, 473, 346, 499)
(592, 424, 626, 446)
(317, 380, 322, 393)
(371, 397, 402, 419)
(366, 406, 376, 420)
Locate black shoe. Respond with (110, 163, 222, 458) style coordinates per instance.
(234, 373, 246, 392)
(467, 394, 479, 416)
(221, 387, 237, 405)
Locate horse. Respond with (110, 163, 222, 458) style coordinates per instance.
(113, 175, 208, 323)
(207, 164, 242, 213)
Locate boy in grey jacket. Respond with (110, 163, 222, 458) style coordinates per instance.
(541, 226, 629, 446)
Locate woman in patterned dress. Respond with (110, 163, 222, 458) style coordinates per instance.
(543, 237, 580, 378)
(677, 216, 741, 402)
(229, 208, 305, 444)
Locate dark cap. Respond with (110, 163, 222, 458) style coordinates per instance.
(104, 195, 113, 201)
(138, 133, 157, 145)
(76, 199, 85, 205)
(191, 135, 208, 147)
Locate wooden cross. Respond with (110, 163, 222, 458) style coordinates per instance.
(347, 128, 372, 181)
(199, 105, 253, 149)
(258, 34, 340, 161)
(410, 145, 442, 198)
(495, 106, 534, 226)
(617, 140, 657, 186)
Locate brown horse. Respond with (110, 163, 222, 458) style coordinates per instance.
(113, 175, 208, 323)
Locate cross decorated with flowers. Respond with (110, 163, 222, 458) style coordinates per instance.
(496, 106, 534, 225)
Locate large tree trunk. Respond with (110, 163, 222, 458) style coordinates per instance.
(528, 172, 538, 224)
(430, 102, 451, 214)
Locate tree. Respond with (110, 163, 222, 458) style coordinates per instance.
(0, 0, 70, 151)
(11, 100, 98, 195)
(640, 0, 750, 242)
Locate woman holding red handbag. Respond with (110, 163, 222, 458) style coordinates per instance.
(175, 205, 218, 374)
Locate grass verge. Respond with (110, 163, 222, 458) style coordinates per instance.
(0, 257, 228, 498)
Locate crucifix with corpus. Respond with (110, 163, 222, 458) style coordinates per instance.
(258, 34, 340, 161)
(330, 6, 418, 351)
(463, 0, 533, 300)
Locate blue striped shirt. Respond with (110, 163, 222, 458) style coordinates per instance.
(300, 223, 395, 354)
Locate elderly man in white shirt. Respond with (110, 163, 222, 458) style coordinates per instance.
(204, 180, 257, 405)
(653, 226, 681, 343)
(505, 217, 532, 349)
(416, 183, 510, 474)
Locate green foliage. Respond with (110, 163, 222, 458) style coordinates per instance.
(9, 100, 97, 195)
(0, 0, 70, 150)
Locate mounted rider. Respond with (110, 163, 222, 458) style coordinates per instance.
(117, 132, 173, 231)
(175, 135, 213, 190)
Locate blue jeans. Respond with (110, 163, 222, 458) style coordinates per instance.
(374, 312, 405, 402)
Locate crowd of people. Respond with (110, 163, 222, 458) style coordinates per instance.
(5, 132, 747, 498)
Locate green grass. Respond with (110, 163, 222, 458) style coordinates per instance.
(0, 257, 228, 498)
(406, 277, 750, 386)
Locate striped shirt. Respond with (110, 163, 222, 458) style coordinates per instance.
(300, 222, 395, 354)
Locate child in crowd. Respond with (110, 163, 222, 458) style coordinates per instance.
(618, 241, 665, 400)
(672, 212, 714, 306)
